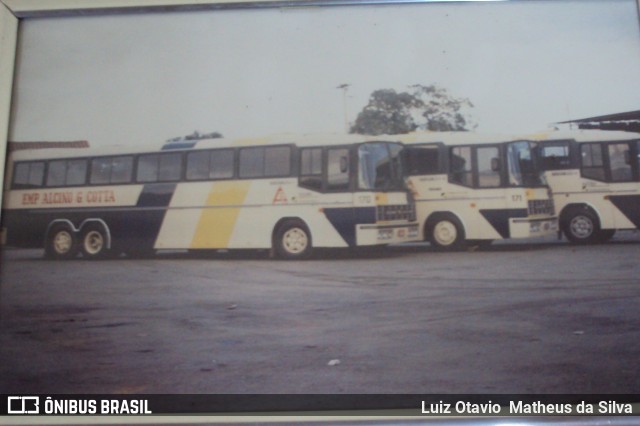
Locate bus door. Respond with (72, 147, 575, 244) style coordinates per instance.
(402, 143, 446, 201)
(602, 140, 640, 229)
(448, 145, 508, 237)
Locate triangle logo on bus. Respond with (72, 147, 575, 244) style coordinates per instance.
(273, 187, 288, 204)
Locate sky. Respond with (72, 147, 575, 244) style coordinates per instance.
(8, 0, 640, 147)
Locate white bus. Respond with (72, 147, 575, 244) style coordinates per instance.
(1, 134, 418, 259)
(396, 132, 557, 250)
(532, 129, 640, 243)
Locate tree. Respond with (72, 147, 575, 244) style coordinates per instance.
(350, 84, 475, 135)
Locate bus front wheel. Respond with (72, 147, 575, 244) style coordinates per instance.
(427, 214, 465, 251)
(274, 220, 312, 260)
(45, 224, 78, 260)
(562, 207, 601, 244)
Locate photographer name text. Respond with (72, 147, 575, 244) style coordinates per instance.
(421, 400, 633, 415)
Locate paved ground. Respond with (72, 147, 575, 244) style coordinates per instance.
(1, 234, 639, 395)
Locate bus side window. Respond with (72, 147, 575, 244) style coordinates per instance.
(137, 154, 159, 182)
(186, 149, 234, 180)
(46, 160, 67, 187)
(608, 143, 632, 182)
(137, 153, 181, 183)
(111, 156, 134, 183)
(91, 158, 113, 184)
(239, 147, 265, 178)
(92, 156, 133, 185)
(449, 146, 472, 187)
(540, 144, 570, 170)
(158, 153, 182, 182)
(186, 151, 210, 180)
(13, 163, 30, 187)
(581, 143, 606, 181)
(327, 148, 350, 191)
(476, 147, 501, 188)
(299, 147, 323, 191)
(209, 150, 234, 179)
(240, 146, 291, 179)
(13, 161, 45, 188)
(265, 146, 291, 177)
(66, 159, 88, 186)
(405, 146, 440, 175)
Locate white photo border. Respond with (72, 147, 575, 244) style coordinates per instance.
(0, 1, 640, 422)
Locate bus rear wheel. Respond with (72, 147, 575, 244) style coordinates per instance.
(45, 224, 78, 260)
(274, 220, 312, 260)
(562, 207, 601, 244)
(80, 224, 110, 259)
(427, 214, 465, 251)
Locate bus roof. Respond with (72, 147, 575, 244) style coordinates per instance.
(7, 133, 407, 162)
(526, 129, 640, 143)
(16, 130, 637, 162)
(389, 131, 522, 145)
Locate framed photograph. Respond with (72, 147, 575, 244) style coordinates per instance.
(1, 0, 640, 421)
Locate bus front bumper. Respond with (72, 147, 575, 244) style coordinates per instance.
(510, 217, 558, 239)
(357, 223, 420, 246)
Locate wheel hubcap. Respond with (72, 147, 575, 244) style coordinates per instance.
(282, 227, 308, 254)
(84, 231, 104, 255)
(53, 231, 73, 254)
(433, 221, 457, 246)
(570, 215, 593, 239)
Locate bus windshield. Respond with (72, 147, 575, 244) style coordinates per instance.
(507, 141, 544, 187)
(358, 142, 405, 191)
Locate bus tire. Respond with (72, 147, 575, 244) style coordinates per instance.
(80, 223, 110, 259)
(427, 213, 466, 251)
(562, 207, 601, 244)
(45, 224, 78, 260)
(274, 219, 312, 260)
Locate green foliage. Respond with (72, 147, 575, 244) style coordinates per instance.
(350, 84, 475, 135)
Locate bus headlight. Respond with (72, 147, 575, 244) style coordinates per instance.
(530, 222, 541, 233)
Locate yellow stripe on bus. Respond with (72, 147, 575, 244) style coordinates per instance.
(375, 193, 388, 204)
(190, 181, 251, 249)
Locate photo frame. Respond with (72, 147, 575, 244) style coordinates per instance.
(1, 0, 640, 422)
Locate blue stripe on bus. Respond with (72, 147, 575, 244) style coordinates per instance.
(136, 183, 177, 207)
(608, 195, 640, 229)
(323, 207, 376, 247)
(479, 208, 528, 239)
(115, 183, 178, 251)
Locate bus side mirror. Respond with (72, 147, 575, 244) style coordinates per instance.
(491, 158, 501, 172)
(340, 156, 349, 173)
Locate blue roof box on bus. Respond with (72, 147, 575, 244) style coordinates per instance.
(162, 140, 197, 150)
